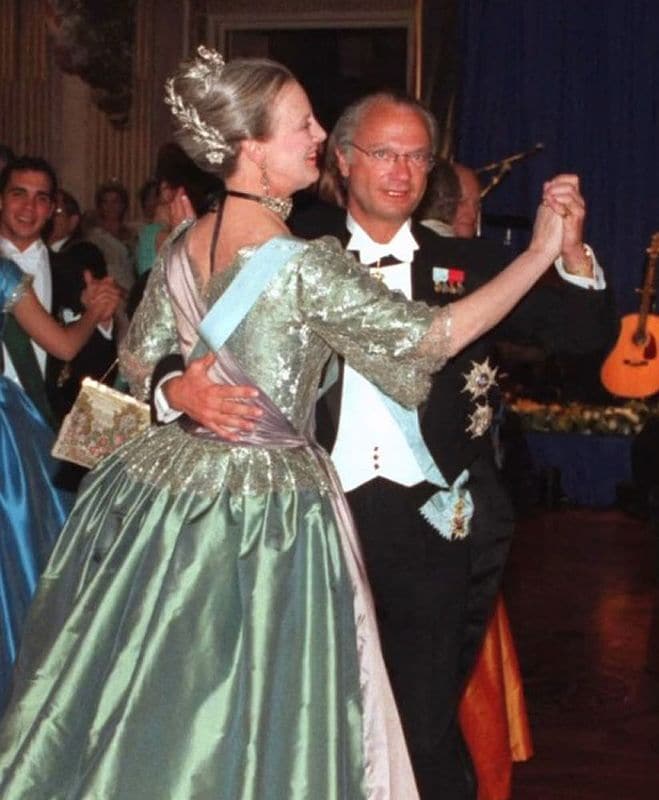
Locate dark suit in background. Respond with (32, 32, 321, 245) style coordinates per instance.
(47, 240, 117, 422)
(47, 241, 117, 490)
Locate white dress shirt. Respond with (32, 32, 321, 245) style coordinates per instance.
(330, 216, 426, 492)
(555, 244, 605, 290)
(420, 218, 455, 238)
(50, 236, 69, 253)
(0, 236, 51, 384)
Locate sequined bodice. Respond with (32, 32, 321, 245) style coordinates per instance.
(203, 247, 330, 433)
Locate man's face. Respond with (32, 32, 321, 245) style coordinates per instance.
(0, 169, 54, 251)
(98, 189, 126, 222)
(453, 165, 482, 238)
(49, 192, 79, 245)
(336, 101, 433, 242)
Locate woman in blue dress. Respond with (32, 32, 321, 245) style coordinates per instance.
(0, 258, 118, 709)
(0, 50, 565, 798)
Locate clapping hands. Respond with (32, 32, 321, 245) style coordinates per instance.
(81, 271, 123, 325)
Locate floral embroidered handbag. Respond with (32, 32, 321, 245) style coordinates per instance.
(51, 364, 150, 469)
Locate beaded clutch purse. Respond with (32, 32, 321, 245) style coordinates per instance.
(52, 376, 150, 469)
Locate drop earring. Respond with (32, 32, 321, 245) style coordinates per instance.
(224, 159, 292, 221)
(260, 162, 271, 197)
(255, 160, 293, 220)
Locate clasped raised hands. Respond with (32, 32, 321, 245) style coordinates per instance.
(532, 174, 591, 275)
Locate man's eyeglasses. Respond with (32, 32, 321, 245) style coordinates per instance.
(347, 141, 435, 171)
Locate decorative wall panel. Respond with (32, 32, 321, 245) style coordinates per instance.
(85, 0, 157, 216)
(0, 0, 53, 159)
(0, 1, 454, 216)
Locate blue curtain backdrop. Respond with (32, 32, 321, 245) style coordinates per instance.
(455, 1, 659, 314)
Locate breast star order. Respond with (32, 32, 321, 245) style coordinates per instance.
(466, 402, 494, 439)
(462, 357, 499, 400)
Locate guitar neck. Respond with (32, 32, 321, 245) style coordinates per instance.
(636, 239, 659, 336)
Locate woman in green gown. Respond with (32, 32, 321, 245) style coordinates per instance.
(0, 48, 565, 799)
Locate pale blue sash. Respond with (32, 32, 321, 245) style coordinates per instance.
(197, 236, 305, 352)
(379, 393, 473, 540)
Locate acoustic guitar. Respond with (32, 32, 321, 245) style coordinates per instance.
(601, 232, 659, 398)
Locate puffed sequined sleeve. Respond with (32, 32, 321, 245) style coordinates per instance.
(0, 258, 32, 312)
(119, 251, 180, 401)
(297, 237, 451, 407)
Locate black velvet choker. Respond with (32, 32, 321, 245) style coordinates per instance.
(224, 189, 292, 221)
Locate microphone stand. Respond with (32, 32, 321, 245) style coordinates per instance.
(476, 143, 545, 244)
(478, 143, 545, 199)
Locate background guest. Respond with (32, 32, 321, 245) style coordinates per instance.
(84, 180, 136, 292)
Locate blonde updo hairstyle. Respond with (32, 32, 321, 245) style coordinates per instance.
(167, 50, 294, 180)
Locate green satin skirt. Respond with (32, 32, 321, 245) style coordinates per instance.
(0, 447, 368, 799)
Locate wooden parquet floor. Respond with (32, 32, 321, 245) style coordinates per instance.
(505, 508, 659, 799)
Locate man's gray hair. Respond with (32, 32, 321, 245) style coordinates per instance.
(318, 92, 439, 206)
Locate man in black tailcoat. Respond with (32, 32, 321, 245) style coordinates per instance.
(291, 97, 612, 800)
(149, 93, 613, 799)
